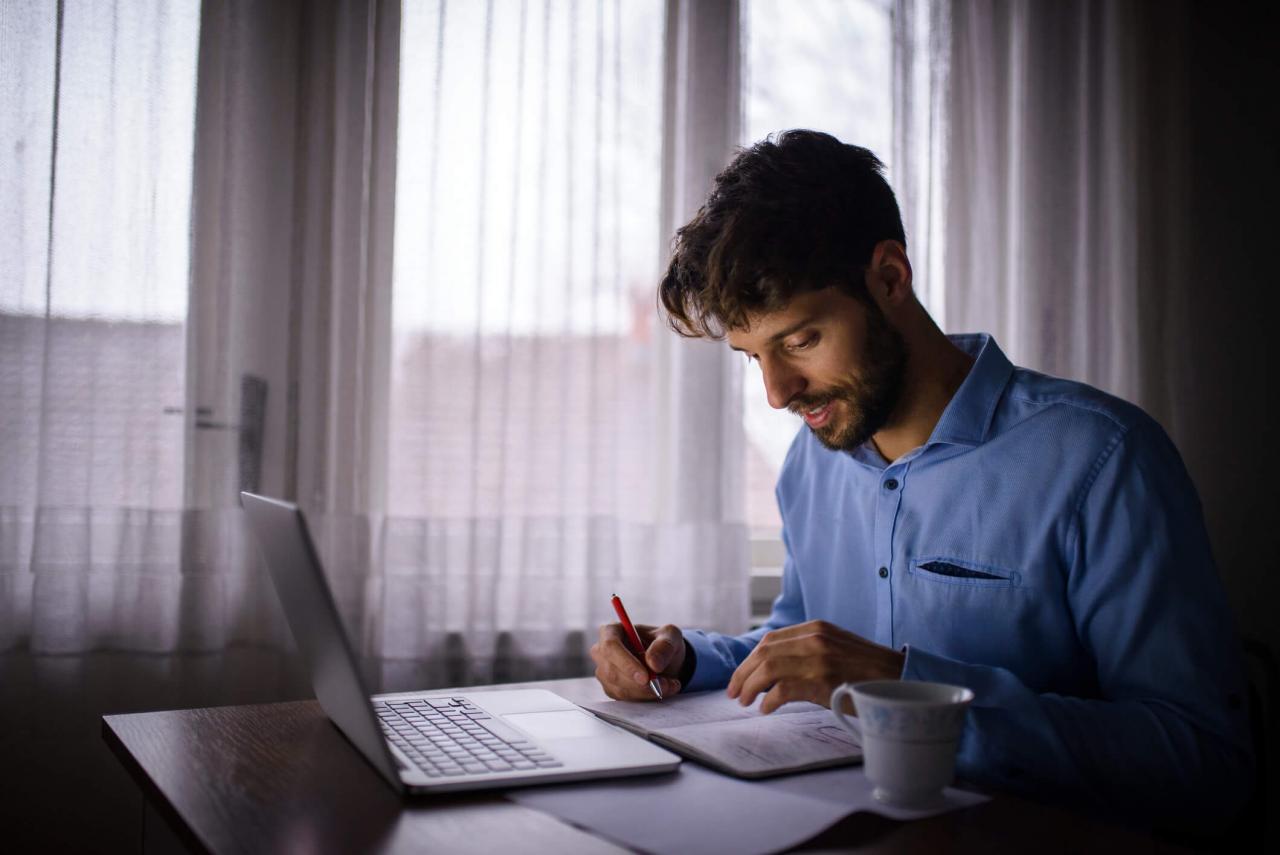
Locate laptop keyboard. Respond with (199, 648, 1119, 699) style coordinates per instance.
(376, 697, 564, 777)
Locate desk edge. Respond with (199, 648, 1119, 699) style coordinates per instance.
(101, 714, 215, 855)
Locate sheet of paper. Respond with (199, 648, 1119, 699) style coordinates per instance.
(760, 764, 991, 819)
(508, 761, 990, 855)
(657, 709, 860, 776)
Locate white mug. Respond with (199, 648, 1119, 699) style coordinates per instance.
(830, 679, 974, 808)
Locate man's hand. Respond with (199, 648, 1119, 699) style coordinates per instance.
(726, 620, 905, 714)
(590, 623, 686, 701)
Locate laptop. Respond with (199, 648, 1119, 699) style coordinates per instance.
(240, 491, 680, 794)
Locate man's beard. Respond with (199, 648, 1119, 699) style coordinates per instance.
(790, 301, 908, 453)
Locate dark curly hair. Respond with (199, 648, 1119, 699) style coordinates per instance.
(658, 130, 906, 339)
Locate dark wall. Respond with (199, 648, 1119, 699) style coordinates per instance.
(1180, 3, 1278, 672)
(1180, 2, 1279, 846)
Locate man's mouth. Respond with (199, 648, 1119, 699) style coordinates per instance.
(801, 401, 833, 429)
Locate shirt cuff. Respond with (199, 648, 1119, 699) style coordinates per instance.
(679, 629, 731, 693)
(675, 641, 697, 689)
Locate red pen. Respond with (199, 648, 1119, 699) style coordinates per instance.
(611, 593, 663, 700)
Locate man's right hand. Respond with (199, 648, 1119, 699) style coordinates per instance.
(590, 622, 686, 701)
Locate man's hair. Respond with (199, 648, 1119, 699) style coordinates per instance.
(658, 130, 906, 339)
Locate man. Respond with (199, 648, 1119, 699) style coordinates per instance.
(589, 130, 1253, 831)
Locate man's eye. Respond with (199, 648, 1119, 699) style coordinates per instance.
(788, 334, 817, 351)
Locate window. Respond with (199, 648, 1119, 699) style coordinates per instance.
(390, 0, 665, 520)
(0, 0, 201, 515)
(740, 0, 894, 614)
(388, 0, 894, 620)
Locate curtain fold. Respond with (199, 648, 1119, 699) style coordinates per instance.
(3, 0, 750, 685)
(892, 0, 950, 319)
(379, 0, 749, 688)
(937, 0, 1192, 427)
(1, 0, 200, 654)
(184, 0, 399, 657)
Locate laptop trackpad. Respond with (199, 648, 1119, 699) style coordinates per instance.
(505, 709, 613, 740)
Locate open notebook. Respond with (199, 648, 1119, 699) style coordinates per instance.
(579, 690, 862, 779)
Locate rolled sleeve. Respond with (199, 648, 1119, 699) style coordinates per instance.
(680, 530, 809, 693)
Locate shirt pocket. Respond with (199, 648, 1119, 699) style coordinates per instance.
(907, 556, 1023, 589)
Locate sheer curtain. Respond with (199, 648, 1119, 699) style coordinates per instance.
(1, 0, 200, 653)
(378, 0, 748, 689)
(892, 0, 949, 320)
(908, 0, 1193, 427)
(181, 0, 401, 658)
(2, 0, 749, 687)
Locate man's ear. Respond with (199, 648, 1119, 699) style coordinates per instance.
(867, 240, 913, 307)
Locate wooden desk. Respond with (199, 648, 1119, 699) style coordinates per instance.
(103, 676, 1169, 854)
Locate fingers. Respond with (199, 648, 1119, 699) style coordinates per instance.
(733, 654, 810, 709)
(590, 623, 682, 700)
(592, 623, 646, 678)
(726, 621, 904, 712)
(643, 624, 685, 675)
(592, 659, 681, 700)
(759, 679, 821, 715)
(727, 629, 782, 699)
(729, 621, 876, 699)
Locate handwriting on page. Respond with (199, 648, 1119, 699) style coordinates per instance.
(658, 711, 861, 775)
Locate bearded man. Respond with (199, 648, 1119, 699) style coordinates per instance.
(589, 130, 1252, 833)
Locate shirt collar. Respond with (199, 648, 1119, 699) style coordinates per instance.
(925, 333, 1014, 447)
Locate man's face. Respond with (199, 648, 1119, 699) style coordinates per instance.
(727, 287, 908, 453)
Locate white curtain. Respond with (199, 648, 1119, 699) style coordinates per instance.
(0, 0, 200, 652)
(1, 0, 749, 689)
(377, 0, 748, 688)
(892, 0, 949, 320)
(180, 0, 402, 659)
(909, 0, 1193, 431)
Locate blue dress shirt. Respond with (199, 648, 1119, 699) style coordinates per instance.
(683, 333, 1252, 831)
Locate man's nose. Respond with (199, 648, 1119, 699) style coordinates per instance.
(760, 358, 806, 410)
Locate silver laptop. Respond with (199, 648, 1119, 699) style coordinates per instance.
(241, 492, 680, 794)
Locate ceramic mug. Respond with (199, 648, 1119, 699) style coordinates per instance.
(830, 679, 974, 808)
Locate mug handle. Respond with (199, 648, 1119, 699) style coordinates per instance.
(830, 684, 863, 744)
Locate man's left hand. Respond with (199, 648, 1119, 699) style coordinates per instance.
(726, 620, 906, 713)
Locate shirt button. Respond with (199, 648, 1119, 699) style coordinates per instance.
(878, 567, 888, 578)
(884, 478, 899, 491)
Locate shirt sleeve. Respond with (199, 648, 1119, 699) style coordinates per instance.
(681, 525, 808, 692)
(903, 417, 1254, 833)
